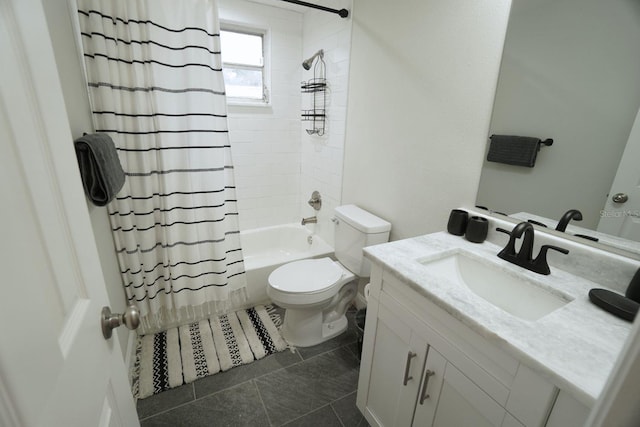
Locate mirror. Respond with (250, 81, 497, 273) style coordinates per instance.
(476, 0, 640, 256)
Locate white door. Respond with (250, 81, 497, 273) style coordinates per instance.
(597, 107, 640, 241)
(0, 1, 139, 426)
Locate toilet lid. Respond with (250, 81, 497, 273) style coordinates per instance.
(269, 257, 343, 293)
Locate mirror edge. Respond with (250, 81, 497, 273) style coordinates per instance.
(479, 209, 640, 261)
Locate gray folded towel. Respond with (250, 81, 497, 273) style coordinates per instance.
(74, 133, 125, 206)
(486, 135, 541, 167)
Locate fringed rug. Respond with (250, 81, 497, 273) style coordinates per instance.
(133, 305, 288, 399)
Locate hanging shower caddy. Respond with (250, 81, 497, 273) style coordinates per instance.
(301, 49, 326, 136)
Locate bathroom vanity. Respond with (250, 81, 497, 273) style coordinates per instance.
(356, 230, 633, 427)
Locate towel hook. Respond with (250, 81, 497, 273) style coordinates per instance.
(539, 138, 553, 147)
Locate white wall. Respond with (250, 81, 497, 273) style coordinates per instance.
(41, 0, 130, 358)
(219, 0, 304, 230)
(300, 0, 353, 246)
(342, 0, 512, 240)
(476, 0, 640, 229)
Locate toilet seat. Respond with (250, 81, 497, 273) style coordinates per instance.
(267, 257, 354, 306)
(269, 257, 343, 293)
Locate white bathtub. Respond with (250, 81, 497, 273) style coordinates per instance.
(240, 224, 334, 305)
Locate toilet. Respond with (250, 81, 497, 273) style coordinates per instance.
(267, 205, 391, 347)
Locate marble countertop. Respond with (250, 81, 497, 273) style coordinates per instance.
(364, 232, 632, 406)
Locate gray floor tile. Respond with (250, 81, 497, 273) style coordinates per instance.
(281, 405, 344, 427)
(331, 391, 369, 427)
(345, 340, 363, 361)
(139, 305, 364, 424)
(296, 328, 359, 360)
(141, 381, 269, 427)
(194, 349, 302, 398)
(137, 383, 195, 420)
(255, 346, 360, 426)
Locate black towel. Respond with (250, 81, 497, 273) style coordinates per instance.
(74, 133, 125, 206)
(486, 135, 541, 167)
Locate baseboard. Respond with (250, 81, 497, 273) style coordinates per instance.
(124, 329, 136, 368)
(125, 329, 138, 395)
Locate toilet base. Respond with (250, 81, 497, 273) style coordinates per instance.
(274, 281, 357, 348)
(281, 309, 348, 348)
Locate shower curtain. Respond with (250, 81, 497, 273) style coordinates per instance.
(77, 0, 247, 332)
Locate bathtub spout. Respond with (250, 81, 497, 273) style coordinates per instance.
(301, 216, 318, 225)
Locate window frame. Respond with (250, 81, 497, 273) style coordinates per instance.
(219, 23, 271, 107)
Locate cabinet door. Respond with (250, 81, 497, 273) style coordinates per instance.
(412, 346, 447, 426)
(545, 391, 590, 427)
(365, 305, 427, 427)
(502, 413, 525, 427)
(431, 363, 506, 427)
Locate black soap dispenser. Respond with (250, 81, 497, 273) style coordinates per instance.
(625, 268, 640, 303)
(588, 267, 640, 322)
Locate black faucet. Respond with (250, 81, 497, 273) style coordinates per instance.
(555, 209, 583, 232)
(496, 222, 569, 275)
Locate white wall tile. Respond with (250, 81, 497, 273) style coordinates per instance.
(300, 1, 352, 243)
(220, 0, 304, 230)
(220, 0, 352, 236)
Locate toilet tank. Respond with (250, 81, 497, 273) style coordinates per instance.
(334, 205, 391, 277)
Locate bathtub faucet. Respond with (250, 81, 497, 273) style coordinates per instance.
(301, 216, 318, 225)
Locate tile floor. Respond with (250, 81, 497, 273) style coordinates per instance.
(137, 308, 369, 427)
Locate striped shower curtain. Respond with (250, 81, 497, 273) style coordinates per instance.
(77, 0, 247, 332)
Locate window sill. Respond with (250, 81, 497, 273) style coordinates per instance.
(227, 99, 271, 108)
(227, 100, 273, 115)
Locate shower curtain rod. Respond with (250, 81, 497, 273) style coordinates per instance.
(280, 0, 349, 18)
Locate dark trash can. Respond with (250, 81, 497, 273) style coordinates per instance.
(355, 308, 367, 359)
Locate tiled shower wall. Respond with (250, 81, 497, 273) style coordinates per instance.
(220, 0, 352, 239)
(219, 0, 303, 231)
(300, 0, 353, 246)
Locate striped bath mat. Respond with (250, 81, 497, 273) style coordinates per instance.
(134, 305, 288, 399)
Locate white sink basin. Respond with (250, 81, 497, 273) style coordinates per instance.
(418, 252, 572, 321)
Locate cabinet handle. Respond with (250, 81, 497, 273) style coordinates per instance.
(419, 370, 436, 404)
(403, 352, 417, 386)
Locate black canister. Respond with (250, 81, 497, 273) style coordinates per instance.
(465, 216, 489, 243)
(625, 268, 640, 303)
(447, 209, 469, 236)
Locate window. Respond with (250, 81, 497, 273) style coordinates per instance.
(220, 28, 268, 103)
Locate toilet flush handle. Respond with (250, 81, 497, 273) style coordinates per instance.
(331, 217, 339, 225)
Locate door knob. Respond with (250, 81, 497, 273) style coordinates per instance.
(101, 305, 140, 339)
(612, 193, 629, 203)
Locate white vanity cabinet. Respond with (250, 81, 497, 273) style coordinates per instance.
(357, 265, 590, 427)
(364, 299, 505, 427)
